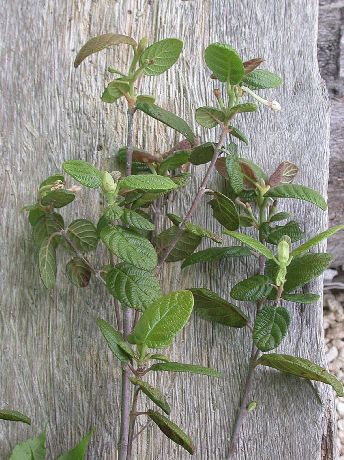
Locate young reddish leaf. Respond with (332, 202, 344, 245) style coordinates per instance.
(268, 161, 299, 187)
(243, 57, 264, 74)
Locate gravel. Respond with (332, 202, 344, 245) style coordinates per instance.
(324, 291, 344, 456)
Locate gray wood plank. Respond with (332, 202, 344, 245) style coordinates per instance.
(0, 1, 336, 459)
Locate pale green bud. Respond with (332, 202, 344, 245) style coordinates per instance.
(247, 401, 258, 412)
(102, 171, 117, 194)
(277, 236, 291, 266)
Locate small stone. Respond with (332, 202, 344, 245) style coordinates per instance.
(337, 401, 344, 417)
(327, 346, 339, 363)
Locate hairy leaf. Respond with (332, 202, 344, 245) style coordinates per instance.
(189, 142, 215, 165)
(102, 79, 129, 103)
(265, 184, 327, 211)
(190, 288, 248, 328)
(150, 362, 221, 377)
(0, 410, 30, 425)
(291, 224, 344, 257)
(267, 221, 304, 245)
(226, 152, 244, 193)
(282, 293, 320, 304)
(128, 291, 194, 348)
(68, 219, 98, 252)
(96, 318, 135, 363)
(101, 226, 157, 270)
(265, 253, 333, 292)
(159, 150, 190, 175)
(268, 161, 299, 187)
(225, 231, 274, 259)
(230, 126, 248, 144)
(269, 211, 292, 223)
(242, 69, 283, 89)
(57, 430, 94, 460)
(136, 94, 156, 105)
(74, 33, 136, 67)
(208, 191, 239, 231)
(39, 237, 57, 289)
(243, 57, 264, 74)
(32, 212, 64, 247)
(195, 107, 225, 128)
(156, 226, 202, 262)
(184, 222, 222, 244)
(231, 275, 273, 301)
(253, 306, 290, 352)
(130, 377, 171, 414)
(137, 103, 195, 142)
(41, 189, 75, 208)
(9, 432, 46, 460)
(63, 160, 103, 188)
(205, 43, 244, 84)
(147, 410, 195, 454)
(181, 246, 251, 269)
(257, 354, 344, 396)
(121, 209, 155, 231)
(119, 174, 177, 192)
(229, 102, 257, 117)
(106, 263, 161, 310)
(39, 174, 65, 189)
(66, 257, 91, 287)
(140, 38, 183, 76)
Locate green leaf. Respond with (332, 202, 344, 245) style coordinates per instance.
(195, 107, 225, 128)
(269, 211, 292, 223)
(140, 38, 183, 76)
(32, 212, 64, 247)
(253, 306, 291, 352)
(231, 275, 273, 301)
(128, 291, 194, 348)
(181, 246, 251, 269)
(68, 219, 98, 252)
(66, 257, 91, 287)
(41, 190, 75, 208)
(184, 222, 222, 244)
(225, 231, 275, 259)
(0, 409, 30, 425)
(208, 191, 239, 231)
(39, 174, 65, 189)
(101, 226, 157, 270)
(257, 354, 344, 397)
(147, 411, 195, 454)
(102, 79, 129, 103)
(39, 237, 57, 289)
(204, 43, 244, 84)
(265, 184, 327, 211)
(291, 224, 344, 257)
(267, 221, 304, 245)
(190, 288, 248, 328)
(10, 432, 46, 460)
(137, 94, 156, 105)
(242, 69, 283, 89)
(189, 142, 215, 165)
(63, 160, 103, 188)
(74, 33, 136, 67)
(150, 362, 221, 377)
(282, 293, 320, 304)
(230, 126, 248, 144)
(149, 354, 170, 363)
(137, 103, 195, 143)
(226, 152, 244, 193)
(119, 174, 177, 192)
(170, 173, 191, 188)
(57, 430, 94, 460)
(156, 226, 202, 262)
(265, 253, 333, 292)
(229, 103, 257, 117)
(106, 263, 162, 310)
(130, 377, 171, 414)
(159, 150, 190, 175)
(96, 318, 135, 363)
(121, 209, 155, 231)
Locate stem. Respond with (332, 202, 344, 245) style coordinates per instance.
(227, 206, 267, 458)
(127, 386, 140, 459)
(156, 125, 229, 270)
(118, 107, 136, 460)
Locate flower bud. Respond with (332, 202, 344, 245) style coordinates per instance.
(102, 171, 117, 194)
(268, 100, 281, 112)
(277, 238, 290, 266)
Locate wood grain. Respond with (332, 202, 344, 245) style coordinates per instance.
(0, 1, 336, 459)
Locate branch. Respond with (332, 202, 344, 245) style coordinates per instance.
(156, 125, 229, 271)
(127, 386, 140, 459)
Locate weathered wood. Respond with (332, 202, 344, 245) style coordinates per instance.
(0, 1, 336, 459)
(318, 0, 344, 267)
